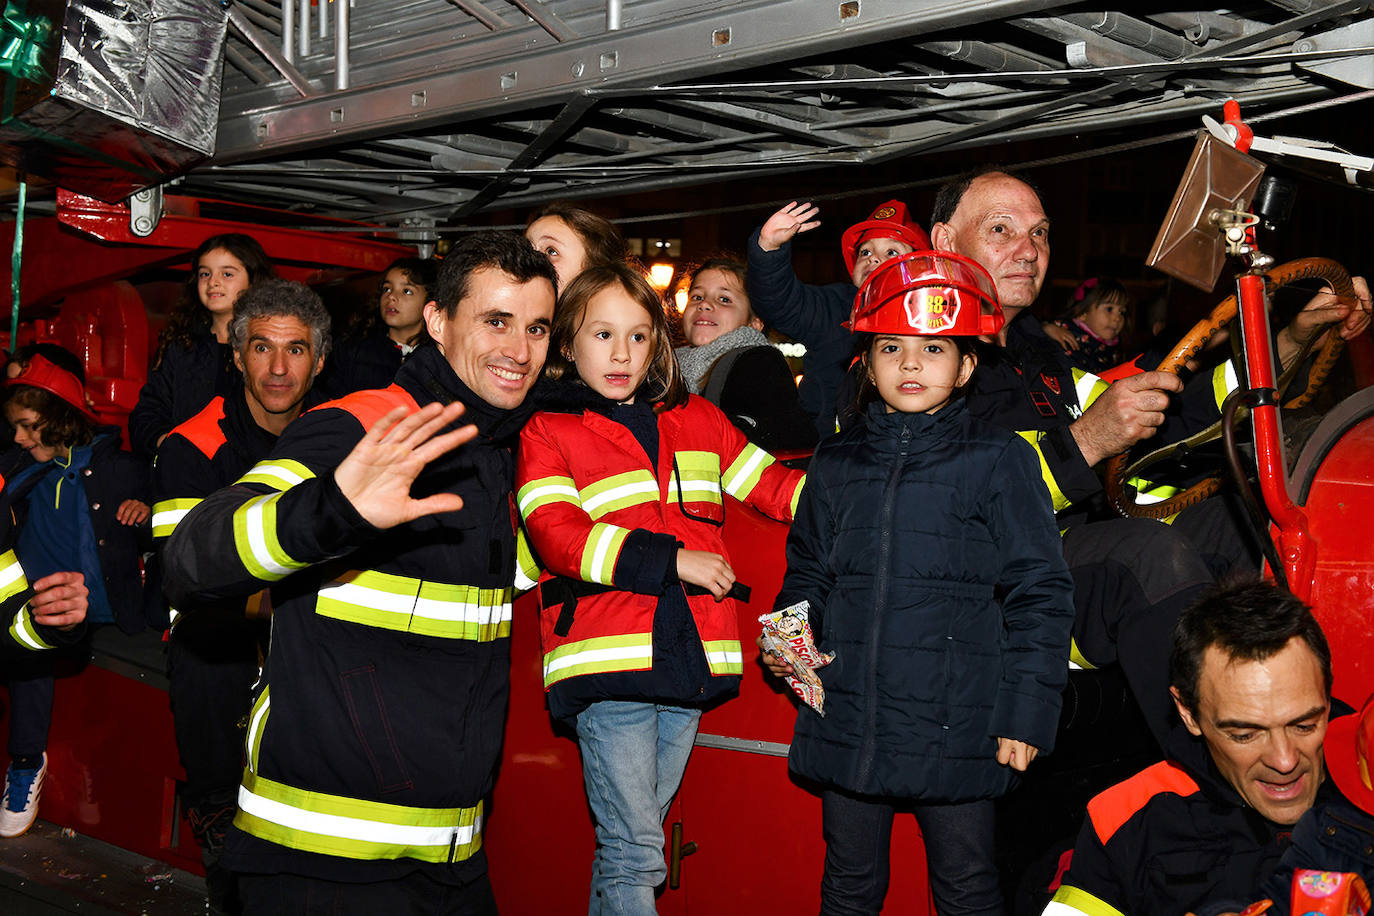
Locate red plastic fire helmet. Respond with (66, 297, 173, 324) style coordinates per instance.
(840, 200, 932, 275)
(848, 251, 1004, 337)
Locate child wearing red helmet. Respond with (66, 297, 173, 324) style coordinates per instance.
(747, 198, 930, 437)
(764, 252, 1073, 914)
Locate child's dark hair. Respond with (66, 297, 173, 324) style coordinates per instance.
(850, 333, 978, 415)
(3, 385, 96, 451)
(525, 202, 630, 272)
(384, 256, 437, 294)
(1065, 277, 1131, 327)
(156, 233, 276, 366)
(547, 263, 688, 413)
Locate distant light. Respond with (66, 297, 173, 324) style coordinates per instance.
(648, 262, 675, 290)
(778, 342, 807, 358)
(674, 288, 689, 310)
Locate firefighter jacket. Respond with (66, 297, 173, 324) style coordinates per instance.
(778, 398, 1073, 802)
(0, 453, 85, 654)
(130, 332, 238, 457)
(150, 393, 282, 629)
(1046, 724, 1327, 916)
(161, 344, 531, 883)
(517, 390, 806, 714)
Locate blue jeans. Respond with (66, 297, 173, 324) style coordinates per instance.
(575, 701, 701, 916)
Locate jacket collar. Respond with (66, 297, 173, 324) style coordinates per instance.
(862, 397, 965, 440)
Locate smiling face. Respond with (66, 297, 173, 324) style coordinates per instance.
(931, 173, 1049, 317)
(379, 268, 429, 343)
(424, 267, 555, 410)
(867, 334, 975, 415)
(234, 315, 324, 432)
(680, 268, 759, 347)
(197, 248, 251, 317)
(851, 236, 916, 287)
(569, 285, 654, 403)
(1172, 638, 1330, 826)
(4, 403, 61, 463)
(525, 216, 589, 291)
(1081, 295, 1128, 341)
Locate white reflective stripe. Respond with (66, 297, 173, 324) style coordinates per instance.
(1042, 902, 1092, 916)
(152, 507, 192, 530)
(243, 498, 299, 578)
(705, 648, 742, 667)
(1134, 491, 1169, 505)
(518, 481, 579, 516)
(10, 607, 46, 650)
(412, 595, 512, 627)
(582, 479, 659, 516)
(168, 607, 182, 626)
(667, 479, 722, 498)
(0, 557, 25, 593)
(723, 448, 767, 497)
(246, 692, 270, 774)
(1223, 360, 1239, 393)
(588, 526, 619, 582)
(247, 463, 311, 489)
(319, 580, 417, 617)
(1075, 370, 1102, 407)
(544, 644, 652, 677)
(513, 565, 538, 593)
(237, 783, 479, 849)
(1067, 659, 1083, 671)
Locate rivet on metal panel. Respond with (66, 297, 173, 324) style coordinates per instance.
(600, 51, 618, 70)
(839, 1, 859, 21)
(501, 72, 518, 90)
(572, 60, 585, 78)
(411, 91, 427, 108)
(713, 28, 731, 47)
(257, 122, 270, 139)
(330, 108, 344, 123)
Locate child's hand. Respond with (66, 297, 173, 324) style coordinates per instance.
(1042, 322, 1079, 352)
(29, 571, 88, 630)
(117, 499, 151, 526)
(996, 737, 1039, 771)
(756, 633, 794, 678)
(677, 549, 736, 600)
(758, 202, 821, 252)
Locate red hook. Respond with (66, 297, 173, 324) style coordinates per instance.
(1223, 99, 1254, 153)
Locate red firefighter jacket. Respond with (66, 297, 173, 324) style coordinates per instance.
(517, 394, 805, 692)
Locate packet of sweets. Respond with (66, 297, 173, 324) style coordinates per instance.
(1290, 870, 1371, 916)
(759, 600, 834, 716)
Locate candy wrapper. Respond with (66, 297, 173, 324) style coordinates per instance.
(1290, 870, 1371, 916)
(759, 601, 834, 716)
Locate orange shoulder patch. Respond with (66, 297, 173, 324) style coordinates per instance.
(315, 385, 419, 431)
(169, 397, 228, 460)
(1087, 760, 1200, 846)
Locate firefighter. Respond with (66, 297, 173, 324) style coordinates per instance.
(151, 278, 330, 912)
(160, 231, 557, 914)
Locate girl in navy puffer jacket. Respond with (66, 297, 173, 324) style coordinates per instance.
(767, 252, 1074, 915)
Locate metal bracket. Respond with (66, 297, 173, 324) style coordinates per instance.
(128, 185, 164, 238)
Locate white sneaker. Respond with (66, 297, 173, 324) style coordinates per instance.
(0, 752, 47, 837)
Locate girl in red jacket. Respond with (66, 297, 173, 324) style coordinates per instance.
(517, 263, 805, 914)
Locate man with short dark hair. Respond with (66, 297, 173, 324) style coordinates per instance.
(1045, 580, 1335, 916)
(151, 278, 332, 911)
(162, 231, 557, 913)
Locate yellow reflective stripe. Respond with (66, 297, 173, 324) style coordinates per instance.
(245, 687, 270, 774)
(233, 493, 309, 581)
(722, 443, 774, 500)
(9, 606, 53, 651)
(152, 498, 201, 539)
(517, 475, 578, 518)
(1016, 431, 1070, 512)
(1073, 369, 1107, 413)
(789, 475, 806, 517)
(236, 770, 483, 864)
(702, 639, 744, 675)
(316, 569, 512, 642)
(1047, 885, 1126, 916)
(1213, 360, 1239, 409)
(1129, 481, 1181, 504)
(579, 470, 659, 519)
(236, 459, 316, 492)
(671, 450, 722, 506)
(514, 528, 540, 593)
(579, 523, 629, 586)
(0, 549, 28, 604)
(542, 633, 653, 687)
(1068, 638, 1096, 671)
